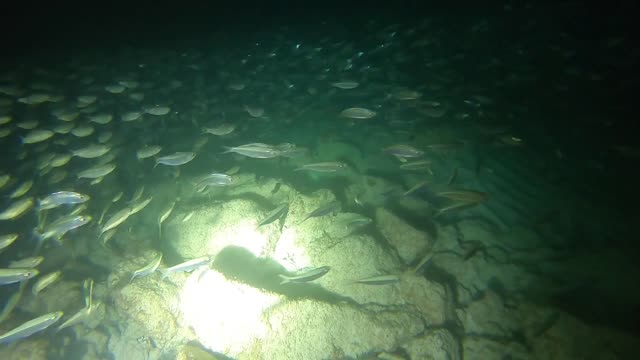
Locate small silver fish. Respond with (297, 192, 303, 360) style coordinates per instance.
(159, 256, 211, 280)
(354, 274, 400, 285)
(38, 191, 90, 211)
(155, 152, 196, 167)
(0, 268, 39, 285)
(279, 266, 330, 284)
(294, 162, 348, 172)
(0, 311, 63, 344)
(130, 253, 163, 282)
(9, 256, 44, 269)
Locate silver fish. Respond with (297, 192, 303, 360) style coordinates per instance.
(32, 271, 62, 296)
(136, 145, 162, 159)
(0, 268, 39, 285)
(83, 278, 94, 309)
(38, 191, 90, 211)
(100, 208, 131, 235)
(354, 274, 400, 285)
(155, 152, 196, 167)
(0, 311, 63, 344)
(300, 201, 341, 223)
(0, 283, 25, 323)
(0, 234, 18, 252)
(38, 215, 91, 241)
(9, 256, 44, 269)
(21, 129, 54, 144)
(0, 197, 34, 220)
(130, 253, 163, 282)
(157, 201, 176, 240)
(223, 143, 280, 158)
(258, 203, 289, 227)
(295, 162, 348, 172)
(202, 123, 235, 136)
(77, 163, 116, 179)
(340, 107, 376, 119)
(129, 196, 152, 215)
(160, 255, 211, 280)
(196, 173, 233, 188)
(279, 266, 330, 284)
(56, 306, 91, 332)
(384, 144, 424, 158)
(71, 144, 111, 158)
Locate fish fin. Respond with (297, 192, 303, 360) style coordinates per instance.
(278, 275, 290, 285)
(159, 268, 169, 281)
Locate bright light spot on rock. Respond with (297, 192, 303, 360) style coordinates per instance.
(273, 227, 313, 270)
(204, 220, 268, 257)
(179, 269, 280, 355)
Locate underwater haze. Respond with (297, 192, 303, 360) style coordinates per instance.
(1, 1, 639, 359)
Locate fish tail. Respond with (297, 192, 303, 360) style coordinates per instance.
(159, 268, 169, 281)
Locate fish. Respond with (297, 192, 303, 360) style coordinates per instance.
(32, 271, 62, 296)
(278, 266, 330, 284)
(196, 173, 233, 188)
(50, 153, 72, 167)
(83, 278, 94, 308)
(21, 129, 54, 144)
(0, 268, 39, 285)
(144, 105, 171, 116)
(38, 191, 90, 211)
(76, 95, 97, 106)
(340, 107, 376, 119)
(56, 307, 91, 332)
(0, 234, 18, 252)
(9, 256, 44, 269)
(436, 190, 488, 203)
(37, 215, 91, 242)
(71, 125, 95, 137)
(77, 163, 116, 179)
(0, 174, 10, 189)
(136, 145, 162, 159)
(88, 113, 112, 124)
(100, 208, 131, 235)
(159, 255, 211, 280)
(392, 89, 422, 100)
(243, 105, 264, 117)
(294, 162, 348, 172)
(258, 203, 289, 227)
(71, 144, 111, 158)
(223, 143, 280, 158)
(8, 180, 33, 199)
(300, 201, 341, 223)
(130, 253, 163, 282)
(0, 283, 25, 323)
(155, 152, 196, 167)
(158, 202, 176, 240)
(384, 144, 424, 158)
(17, 120, 39, 130)
(98, 132, 113, 145)
(100, 228, 118, 246)
(202, 123, 236, 136)
(0, 197, 34, 221)
(403, 181, 428, 196)
(354, 274, 400, 285)
(129, 196, 153, 215)
(0, 311, 63, 344)
(399, 160, 432, 172)
(331, 81, 359, 89)
(121, 111, 143, 122)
